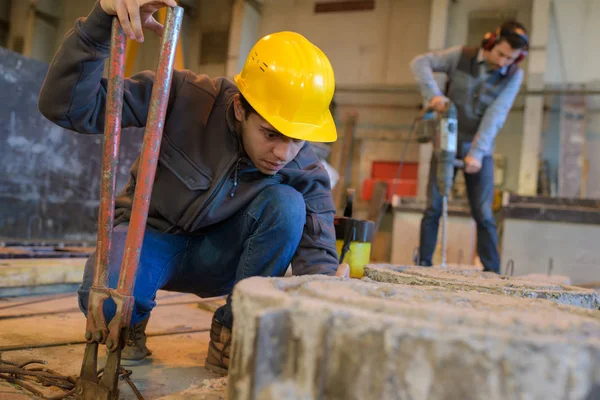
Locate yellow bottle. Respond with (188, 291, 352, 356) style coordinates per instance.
(334, 216, 375, 278)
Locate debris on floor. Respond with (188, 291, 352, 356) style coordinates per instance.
(0, 290, 227, 399)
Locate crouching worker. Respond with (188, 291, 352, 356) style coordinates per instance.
(38, 0, 349, 375)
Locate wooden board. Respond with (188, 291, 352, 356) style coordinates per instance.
(0, 258, 86, 288)
(0, 295, 213, 350)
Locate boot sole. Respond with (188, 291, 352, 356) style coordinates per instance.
(121, 357, 150, 366)
(204, 359, 228, 376)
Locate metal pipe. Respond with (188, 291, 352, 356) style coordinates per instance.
(117, 6, 184, 294)
(335, 86, 600, 96)
(92, 18, 126, 290)
(441, 195, 448, 269)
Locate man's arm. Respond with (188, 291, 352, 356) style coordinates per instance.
(38, 1, 183, 134)
(409, 46, 462, 102)
(288, 157, 339, 276)
(467, 68, 524, 162)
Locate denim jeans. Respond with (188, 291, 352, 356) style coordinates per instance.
(78, 184, 306, 329)
(418, 142, 500, 272)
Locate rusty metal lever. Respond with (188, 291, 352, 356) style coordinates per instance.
(75, 6, 184, 399)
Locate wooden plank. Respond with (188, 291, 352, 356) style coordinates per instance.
(314, 1, 374, 13)
(332, 113, 357, 211)
(0, 258, 86, 288)
(0, 302, 213, 351)
(0, 291, 223, 318)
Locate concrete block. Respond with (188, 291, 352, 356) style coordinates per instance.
(364, 264, 600, 310)
(229, 276, 600, 400)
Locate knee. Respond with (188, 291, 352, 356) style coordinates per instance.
(423, 206, 441, 220)
(251, 185, 306, 233)
(471, 204, 495, 225)
(77, 287, 89, 316)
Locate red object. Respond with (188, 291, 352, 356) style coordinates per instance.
(362, 161, 418, 201)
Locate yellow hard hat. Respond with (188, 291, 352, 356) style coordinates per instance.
(234, 31, 337, 143)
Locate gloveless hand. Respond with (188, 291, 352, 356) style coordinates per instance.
(464, 155, 482, 174)
(429, 95, 449, 112)
(335, 263, 350, 278)
(100, 0, 178, 42)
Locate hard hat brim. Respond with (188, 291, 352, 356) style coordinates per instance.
(234, 74, 337, 143)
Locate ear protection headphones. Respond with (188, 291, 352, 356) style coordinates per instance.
(481, 24, 529, 64)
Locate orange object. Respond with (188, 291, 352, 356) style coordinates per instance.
(361, 161, 418, 201)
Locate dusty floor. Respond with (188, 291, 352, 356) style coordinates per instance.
(0, 289, 229, 399)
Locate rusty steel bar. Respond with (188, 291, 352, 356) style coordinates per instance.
(76, 8, 184, 400)
(77, 18, 127, 400)
(94, 17, 127, 289)
(117, 6, 183, 295)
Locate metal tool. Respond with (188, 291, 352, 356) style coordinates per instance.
(75, 7, 183, 399)
(435, 102, 462, 269)
(413, 102, 463, 269)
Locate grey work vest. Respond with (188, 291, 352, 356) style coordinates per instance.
(446, 47, 519, 139)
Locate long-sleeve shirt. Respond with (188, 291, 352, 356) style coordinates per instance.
(410, 45, 524, 161)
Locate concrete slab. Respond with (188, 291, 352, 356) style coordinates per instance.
(364, 264, 600, 309)
(230, 275, 600, 400)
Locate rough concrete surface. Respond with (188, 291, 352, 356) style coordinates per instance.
(364, 264, 600, 310)
(229, 275, 600, 400)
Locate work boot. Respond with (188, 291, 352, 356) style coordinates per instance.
(204, 316, 232, 376)
(120, 315, 152, 365)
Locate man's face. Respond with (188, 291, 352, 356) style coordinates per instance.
(234, 96, 305, 175)
(484, 40, 522, 70)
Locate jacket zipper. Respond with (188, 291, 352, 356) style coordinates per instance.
(187, 155, 238, 231)
(229, 157, 252, 197)
(230, 159, 240, 197)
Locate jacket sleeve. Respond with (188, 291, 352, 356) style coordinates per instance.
(409, 45, 462, 102)
(468, 68, 524, 162)
(38, 1, 184, 134)
(290, 161, 339, 276)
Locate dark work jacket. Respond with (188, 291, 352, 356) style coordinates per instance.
(37, 2, 338, 276)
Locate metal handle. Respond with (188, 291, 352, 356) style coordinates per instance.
(77, 7, 184, 400)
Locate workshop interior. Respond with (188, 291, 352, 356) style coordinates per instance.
(1, 1, 599, 399)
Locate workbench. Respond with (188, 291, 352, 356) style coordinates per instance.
(500, 194, 600, 285)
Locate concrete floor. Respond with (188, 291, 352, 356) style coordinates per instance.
(0, 289, 229, 399)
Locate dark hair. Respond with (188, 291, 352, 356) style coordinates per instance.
(239, 94, 256, 120)
(498, 20, 529, 50)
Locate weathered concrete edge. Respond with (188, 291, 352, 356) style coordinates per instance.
(364, 266, 600, 310)
(229, 276, 600, 400)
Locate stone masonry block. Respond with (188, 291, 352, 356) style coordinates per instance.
(229, 275, 600, 400)
(364, 264, 600, 310)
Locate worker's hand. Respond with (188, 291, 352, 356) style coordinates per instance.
(429, 96, 449, 113)
(335, 263, 351, 278)
(464, 155, 482, 174)
(100, 0, 178, 42)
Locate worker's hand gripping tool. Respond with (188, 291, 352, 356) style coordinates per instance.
(75, 7, 183, 399)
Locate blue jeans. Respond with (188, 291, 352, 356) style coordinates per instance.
(78, 185, 306, 329)
(418, 143, 500, 272)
